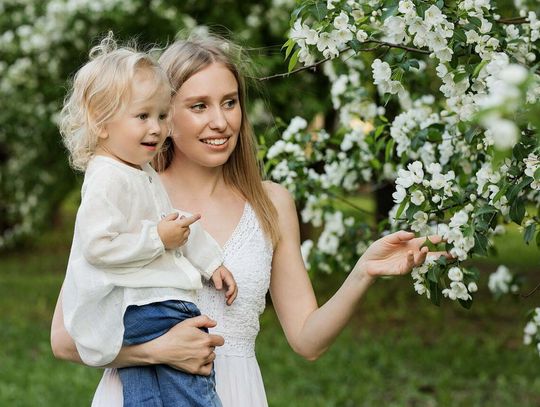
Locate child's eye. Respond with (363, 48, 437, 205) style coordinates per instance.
(223, 99, 237, 109)
(138, 113, 149, 120)
(159, 113, 169, 120)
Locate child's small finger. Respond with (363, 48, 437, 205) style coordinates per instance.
(177, 214, 202, 227)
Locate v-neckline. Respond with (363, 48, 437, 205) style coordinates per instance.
(205, 202, 248, 252)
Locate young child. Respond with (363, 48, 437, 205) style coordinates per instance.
(59, 34, 234, 407)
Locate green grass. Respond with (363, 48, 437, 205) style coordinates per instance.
(1, 206, 540, 406)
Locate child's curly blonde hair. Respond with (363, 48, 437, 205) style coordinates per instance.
(59, 32, 170, 171)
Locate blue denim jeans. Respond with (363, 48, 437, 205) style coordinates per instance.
(119, 300, 222, 407)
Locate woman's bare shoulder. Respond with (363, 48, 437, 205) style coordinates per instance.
(262, 181, 296, 213)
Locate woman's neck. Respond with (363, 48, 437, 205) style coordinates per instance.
(161, 154, 225, 200)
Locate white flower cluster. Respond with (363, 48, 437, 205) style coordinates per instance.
(488, 265, 519, 295)
(290, 8, 359, 63)
(389, 98, 440, 158)
(474, 162, 509, 215)
(317, 210, 351, 256)
(411, 255, 437, 298)
(477, 57, 530, 150)
(444, 207, 477, 261)
(400, 4, 455, 63)
(523, 308, 540, 356)
(441, 266, 478, 301)
(371, 59, 405, 97)
(524, 153, 540, 190)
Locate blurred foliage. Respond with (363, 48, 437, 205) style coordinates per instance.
(0, 0, 331, 249)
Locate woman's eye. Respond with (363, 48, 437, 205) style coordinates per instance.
(138, 113, 148, 120)
(223, 99, 237, 109)
(190, 103, 205, 111)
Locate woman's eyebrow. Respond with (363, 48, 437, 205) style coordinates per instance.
(182, 92, 238, 103)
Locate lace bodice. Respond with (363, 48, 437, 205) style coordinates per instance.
(195, 203, 273, 357)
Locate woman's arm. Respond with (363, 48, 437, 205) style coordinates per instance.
(266, 182, 444, 361)
(50, 288, 223, 375)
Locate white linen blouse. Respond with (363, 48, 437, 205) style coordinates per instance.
(62, 156, 222, 367)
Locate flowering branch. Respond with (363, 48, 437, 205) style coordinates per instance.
(364, 39, 431, 54)
(258, 53, 335, 81)
(259, 39, 429, 81)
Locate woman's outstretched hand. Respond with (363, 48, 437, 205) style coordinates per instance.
(355, 231, 449, 280)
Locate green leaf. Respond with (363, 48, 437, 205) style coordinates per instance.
(385, 139, 395, 162)
(408, 59, 420, 70)
(464, 127, 476, 143)
(374, 125, 385, 139)
(534, 167, 540, 181)
(382, 4, 398, 19)
(491, 184, 506, 203)
(309, 2, 327, 21)
(473, 60, 488, 78)
(417, 2, 429, 18)
(427, 128, 443, 142)
(473, 232, 488, 256)
(524, 223, 536, 245)
(349, 38, 363, 52)
(453, 29, 466, 43)
(288, 48, 300, 72)
(509, 198, 526, 224)
(421, 237, 441, 251)
(536, 230, 540, 248)
(283, 39, 295, 60)
(453, 72, 469, 83)
(429, 280, 441, 306)
(512, 142, 528, 161)
(458, 298, 473, 309)
(475, 205, 498, 217)
(395, 198, 408, 220)
(291, 3, 308, 22)
(506, 177, 533, 202)
(469, 17, 482, 27)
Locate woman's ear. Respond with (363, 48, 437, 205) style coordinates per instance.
(97, 125, 108, 140)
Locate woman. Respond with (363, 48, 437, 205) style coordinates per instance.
(51, 34, 446, 406)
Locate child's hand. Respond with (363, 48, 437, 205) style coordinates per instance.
(157, 212, 201, 250)
(211, 266, 238, 306)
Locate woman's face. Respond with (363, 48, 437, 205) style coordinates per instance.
(170, 62, 242, 168)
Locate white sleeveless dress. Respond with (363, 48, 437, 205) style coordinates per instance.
(91, 203, 274, 407)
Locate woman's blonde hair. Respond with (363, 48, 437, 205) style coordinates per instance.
(156, 34, 280, 246)
(59, 32, 170, 171)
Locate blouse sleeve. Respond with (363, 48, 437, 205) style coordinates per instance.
(77, 170, 165, 270)
(176, 210, 223, 280)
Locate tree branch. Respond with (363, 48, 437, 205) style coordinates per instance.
(325, 190, 374, 216)
(258, 39, 430, 81)
(364, 39, 431, 54)
(257, 53, 335, 81)
(498, 17, 529, 25)
(521, 282, 540, 298)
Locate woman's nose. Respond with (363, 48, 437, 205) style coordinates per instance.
(208, 107, 227, 131)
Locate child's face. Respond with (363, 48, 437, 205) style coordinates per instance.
(97, 69, 171, 169)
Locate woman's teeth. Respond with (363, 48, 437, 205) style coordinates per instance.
(201, 138, 227, 146)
